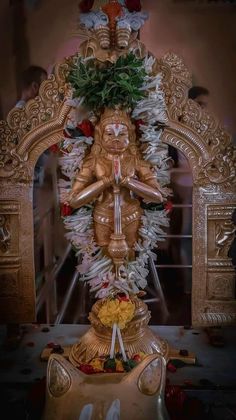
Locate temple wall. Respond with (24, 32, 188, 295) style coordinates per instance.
(0, 0, 15, 119)
(141, 0, 236, 138)
(0, 0, 235, 138)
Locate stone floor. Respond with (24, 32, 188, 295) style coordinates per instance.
(0, 324, 236, 419)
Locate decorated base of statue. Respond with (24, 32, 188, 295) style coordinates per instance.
(44, 300, 170, 420)
(69, 297, 169, 367)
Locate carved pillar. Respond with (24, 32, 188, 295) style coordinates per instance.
(0, 185, 36, 323)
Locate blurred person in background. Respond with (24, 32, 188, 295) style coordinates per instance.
(15, 65, 48, 186)
(188, 85, 209, 109)
(15, 65, 47, 109)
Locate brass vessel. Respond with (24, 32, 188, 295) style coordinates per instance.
(107, 233, 129, 267)
(69, 298, 169, 366)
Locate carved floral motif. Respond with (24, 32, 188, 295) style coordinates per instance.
(182, 100, 236, 188)
(207, 273, 235, 300)
(155, 52, 192, 120)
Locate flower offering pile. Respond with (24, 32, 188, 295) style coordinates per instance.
(79, 352, 147, 375)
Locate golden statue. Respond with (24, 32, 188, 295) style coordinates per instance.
(68, 108, 167, 269)
(60, 0, 172, 364)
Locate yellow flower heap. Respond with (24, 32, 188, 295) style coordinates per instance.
(79, 297, 146, 375)
(98, 298, 135, 329)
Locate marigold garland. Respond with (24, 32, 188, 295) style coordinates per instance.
(98, 299, 135, 329)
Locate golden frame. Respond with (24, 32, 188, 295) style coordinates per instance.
(0, 52, 235, 325)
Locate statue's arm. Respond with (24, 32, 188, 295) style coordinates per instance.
(68, 158, 112, 208)
(135, 159, 171, 199)
(123, 177, 163, 203)
(69, 178, 111, 208)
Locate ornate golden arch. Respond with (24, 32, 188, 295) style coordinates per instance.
(0, 52, 235, 325)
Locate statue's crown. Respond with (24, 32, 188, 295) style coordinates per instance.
(99, 108, 133, 128)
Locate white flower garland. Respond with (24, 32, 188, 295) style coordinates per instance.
(79, 5, 148, 32)
(58, 54, 170, 299)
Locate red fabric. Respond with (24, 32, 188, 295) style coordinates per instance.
(79, 0, 94, 13)
(125, 0, 142, 12)
(77, 119, 94, 137)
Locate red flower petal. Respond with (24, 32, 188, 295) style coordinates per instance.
(167, 361, 177, 373)
(135, 119, 145, 128)
(132, 354, 141, 362)
(77, 119, 94, 137)
(61, 204, 72, 217)
(79, 364, 95, 374)
(164, 201, 173, 212)
(184, 380, 193, 386)
(165, 384, 187, 414)
(63, 128, 72, 138)
(105, 368, 114, 373)
(117, 293, 129, 302)
(49, 144, 59, 153)
(47, 342, 56, 348)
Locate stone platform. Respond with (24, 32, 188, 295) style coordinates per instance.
(0, 324, 236, 419)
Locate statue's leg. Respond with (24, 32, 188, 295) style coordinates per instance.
(123, 219, 140, 259)
(94, 221, 112, 247)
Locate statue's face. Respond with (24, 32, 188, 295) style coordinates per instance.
(102, 123, 129, 155)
